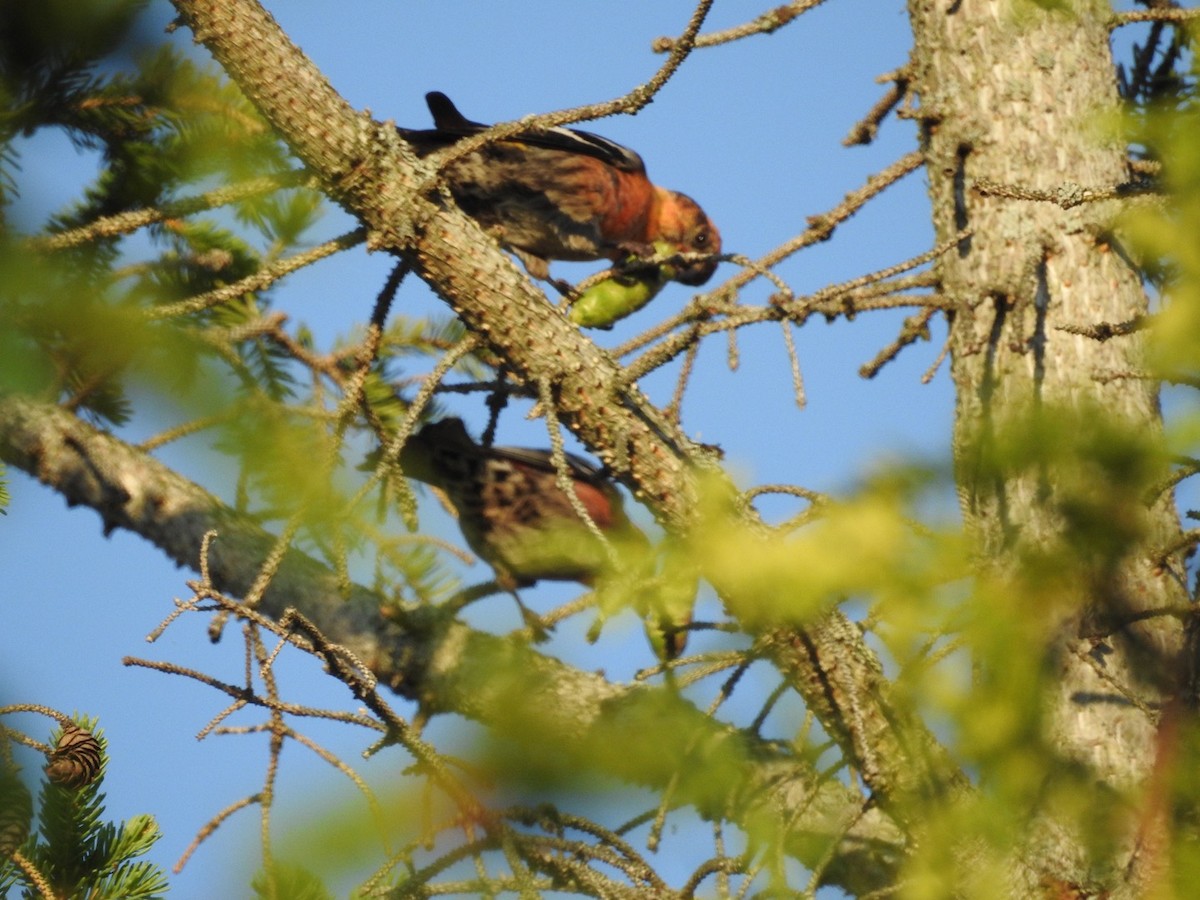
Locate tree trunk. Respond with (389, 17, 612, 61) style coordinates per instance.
(909, 0, 1188, 893)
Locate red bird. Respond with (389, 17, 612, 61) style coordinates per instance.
(399, 92, 721, 286)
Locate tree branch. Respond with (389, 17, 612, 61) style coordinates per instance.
(0, 393, 903, 895)
(651, 1, 827, 52)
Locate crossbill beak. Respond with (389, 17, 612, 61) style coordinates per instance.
(673, 256, 719, 286)
(652, 189, 721, 287)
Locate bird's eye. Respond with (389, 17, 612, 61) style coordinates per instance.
(693, 232, 708, 248)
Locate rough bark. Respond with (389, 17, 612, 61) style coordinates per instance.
(908, 0, 1189, 893)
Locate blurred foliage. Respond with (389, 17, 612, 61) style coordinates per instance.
(0, 0, 476, 609)
(1127, 38, 1200, 377)
(251, 862, 334, 900)
(1121, 23, 1200, 900)
(1119, 5, 1197, 300)
(254, 387, 1186, 895)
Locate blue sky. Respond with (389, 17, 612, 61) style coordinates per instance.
(0, 1, 1065, 895)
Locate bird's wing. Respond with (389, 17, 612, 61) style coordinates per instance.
(413, 91, 646, 174)
(486, 443, 609, 486)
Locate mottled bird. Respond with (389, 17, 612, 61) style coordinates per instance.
(398, 92, 721, 287)
(396, 418, 692, 658)
(399, 417, 644, 587)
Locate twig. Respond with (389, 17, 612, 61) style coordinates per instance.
(137, 412, 238, 452)
(537, 376, 615, 561)
(749, 680, 792, 735)
(844, 67, 911, 147)
(665, 340, 700, 425)
(146, 228, 365, 319)
(124, 655, 369, 728)
(792, 238, 954, 307)
(743, 482, 829, 508)
(627, 233, 941, 385)
(921, 335, 951, 384)
(416, 0, 714, 185)
(781, 320, 807, 407)
(352, 334, 480, 529)
(34, 171, 308, 251)
(737, 151, 926, 296)
(174, 793, 261, 874)
(244, 516, 303, 608)
(537, 591, 596, 631)
(1109, 6, 1200, 27)
(0, 704, 74, 731)
(803, 799, 875, 897)
(1056, 315, 1150, 341)
(859, 307, 937, 379)
(1152, 528, 1200, 569)
(9, 849, 59, 900)
(1144, 456, 1200, 506)
(652, 0, 826, 52)
(283, 612, 486, 822)
(973, 178, 1158, 208)
(621, 285, 948, 386)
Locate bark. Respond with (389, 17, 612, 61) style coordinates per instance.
(908, 0, 1189, 893)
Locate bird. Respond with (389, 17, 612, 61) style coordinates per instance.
(398, 91, 721, 287)
(394, 418, 692, 658)
(398, 417, 644, 587)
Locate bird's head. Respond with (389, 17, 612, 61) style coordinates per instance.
(653, 188, 721, 286)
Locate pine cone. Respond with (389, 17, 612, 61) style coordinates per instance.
(44, 724, 102, 789)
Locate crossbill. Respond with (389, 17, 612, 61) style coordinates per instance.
(399, 417, 645, 587)
(399, 92, 721, 286)
(397, 418, 692, 658)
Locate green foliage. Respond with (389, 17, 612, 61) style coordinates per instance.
(0, 0, 147, 198)
(0, 718, 168, 900)
(261, 399, 1193, 894)
(696, 465, 968, 629)
(1126, 52, 1200, 377)
(0, 0, 293, 425)
(251, 862, 334, 900)
(840, 27, 1200, 895)
(0, 764, 33, 867)
(0, 0, 473, 603)
(1116, 31, 1200, 899)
